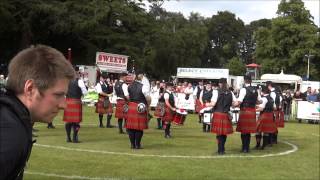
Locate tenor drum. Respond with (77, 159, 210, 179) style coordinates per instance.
(173, 109, 187, 125)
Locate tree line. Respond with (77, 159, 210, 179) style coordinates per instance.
(0, 0, 319, 80)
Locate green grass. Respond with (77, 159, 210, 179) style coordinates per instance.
(25, 106, 319, 180)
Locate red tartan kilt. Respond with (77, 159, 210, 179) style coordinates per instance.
(125, 102, 148, 130)
(172, 113, 186, 125)
(115, 99, 126, 119)
(154, 102, 165, 117)
(257, 112, 277, 133)
(236, 107, 257, 133)
(195, 99, 203, 113)
(163, 106, 175, 122)
(95, 96, 113, 114)
(63, 98, 82, 123)
(274, 110, 285, 128)
(211, 112, 233, 135)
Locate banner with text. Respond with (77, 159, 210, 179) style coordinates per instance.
(96, 52, 128, 73)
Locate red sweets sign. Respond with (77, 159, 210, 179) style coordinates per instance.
(96, 52, 128, 73)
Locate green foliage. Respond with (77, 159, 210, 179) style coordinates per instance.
(255, 0, 319, 80)
(223, 57, 246, 76)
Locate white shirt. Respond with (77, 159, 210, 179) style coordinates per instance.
(141, 76, 151, 96)
(237, 84, 261, 104)
(164, 90, 173, 100)
(78, 79, 88, 95)
(270, 87, 282, 108)
(211, 89, 236, 103)
(95, 81, 109, 94)
(193, 85, 203, 96)
(257, 95, 268, 109)
(184, 87, 194, 95)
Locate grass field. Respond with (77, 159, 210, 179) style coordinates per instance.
(25, 106, 319, 180)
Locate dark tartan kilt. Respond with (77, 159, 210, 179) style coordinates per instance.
(125, 102, 148, 130)
(211, 112, 233, 135)
(162, 106, 175, 122)
(236, 107, 257, 133)
(63, 98, 82, 123)
(115, 99, 126, 119)
(154, 102, 165, 118)
(95, 95, 113, 114)
(195, 99, 204, 113)
(257, 112, 277, 133)
(274, 110, 285, 128)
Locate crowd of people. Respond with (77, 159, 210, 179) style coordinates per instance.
(0, 44, 319, 179)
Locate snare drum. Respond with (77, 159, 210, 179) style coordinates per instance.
(173, 109, 187, 125)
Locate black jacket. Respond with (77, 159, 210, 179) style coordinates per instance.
(0, 91, 33, 180)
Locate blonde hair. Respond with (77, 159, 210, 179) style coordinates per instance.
(7, 45, 75, 94)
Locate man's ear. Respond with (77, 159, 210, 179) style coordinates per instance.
(24, 79, 36, 99)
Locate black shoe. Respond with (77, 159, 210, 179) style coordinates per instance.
(99, 125, 104, 128)
(67, 138, 72, 143)
(32, 133, 38, 137)
(107, 125, 115, 128)
(136, 146, 143, 149)
(131, 145, 136, 149)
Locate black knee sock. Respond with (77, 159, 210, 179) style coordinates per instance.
(222, 135, 227, 153)
(255, 134, 262, 148)
(165, 123, 171, 136)
(135, 130, 143, 148)
(241, 134, 245, 151)
(127, 129, 135, 148)
(106, 114, 112, 127)
(246, 134, 251, 151)
(157, 118, 162, 129)
(99, 114, 103, 127)
(198, 115, 201, 123)
(65, 123, 72, 141)
(262, 134, 269, 149)
(118, 119, 123, 133)
(72, 123, 80, 142)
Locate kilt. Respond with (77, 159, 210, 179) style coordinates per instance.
(115, 99, 126, 119)
(274, 110, 285, 128)
(125, 102, 148, 130)
(211, 112, 233, 135)
(63, 98, 82, 123)
(257, 112, 277, 133)
(162, 106, 175, 122)
(95, 95, 113, 114)
(195, 99, 203, 113)
(154, 102, 165, 118)
(236, 107, 257, 133)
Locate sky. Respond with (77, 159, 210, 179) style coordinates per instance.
(146, 0, 319, 26)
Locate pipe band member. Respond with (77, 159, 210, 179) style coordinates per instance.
(255, 85, 277, 150)
(114, 72, 129, 134)
(162, 82, 176, 138)
(63, 66, 88, 143)
(208, 78, 236, 155)
(125, 70, 149, 149)
(235, 75, 258, 153)
(95, 75, 114, 128)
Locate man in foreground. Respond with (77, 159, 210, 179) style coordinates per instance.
(0, 45, 75, 179)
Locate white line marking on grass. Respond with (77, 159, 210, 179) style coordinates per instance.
(25, 171, 121, 180)
(34, 140, 298, 159)
(311, 133, 320, 137)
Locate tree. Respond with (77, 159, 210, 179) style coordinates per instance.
(206, 11, 245, 67)
(223, 57, 246, 76)
(254, 0, 319, 80)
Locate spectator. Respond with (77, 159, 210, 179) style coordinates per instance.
(306, 89, 318, 102)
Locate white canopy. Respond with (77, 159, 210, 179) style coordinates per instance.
(260, 70, 302, 83)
